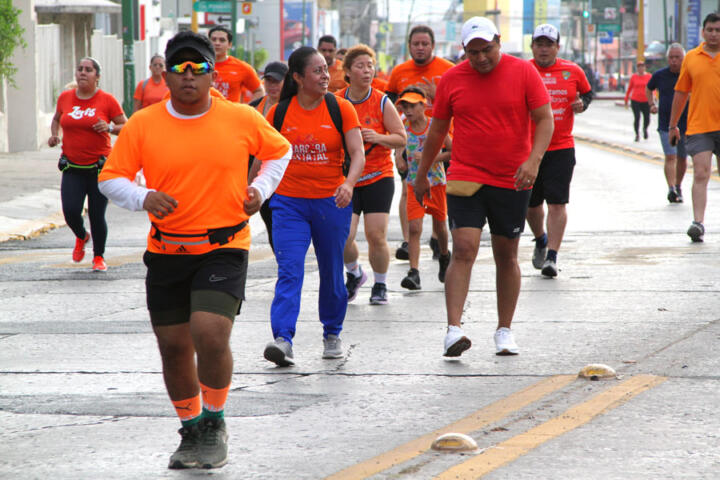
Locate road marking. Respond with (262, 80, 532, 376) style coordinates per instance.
(324, 374, 576, 480)
(435, 374, 667, 479)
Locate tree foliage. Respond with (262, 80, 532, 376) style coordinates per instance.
(0, 0, 27, 85)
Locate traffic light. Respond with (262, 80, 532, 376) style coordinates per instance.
(583, 10, 590, 18)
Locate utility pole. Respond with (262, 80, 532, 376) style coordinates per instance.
(121, 0, 135, 116)
(637, 0, 644, 62)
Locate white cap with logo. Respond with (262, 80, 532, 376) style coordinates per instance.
(532, 24, 560, 42)
(461, 17, 500, 47)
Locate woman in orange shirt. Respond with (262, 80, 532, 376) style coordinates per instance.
(48, 57, 126, 271)
(263, 46, 365, 366)
(337, 44, 406, 305)
(133, 55, 169, 113)
(624, 61, 652, 141)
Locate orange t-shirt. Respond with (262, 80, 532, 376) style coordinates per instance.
(675, 43, 720, 136)
(371, 77, 388, 92)
(386, 56, 455, 116)
(213, 56, 262, 103)
(99, 99, 291, 253)
(336, 87, 393, 187)
(266, 96, 360, 198)
(328, 59, 348, 93)
(56, 89, 124, 165)
(133, 77, 169, 109)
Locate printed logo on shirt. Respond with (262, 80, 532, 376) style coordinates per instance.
(292, 137, 330, 163)
(542, 76, 557, 85)
(562, 70, 571, 80)
(69, 106, 97, 120)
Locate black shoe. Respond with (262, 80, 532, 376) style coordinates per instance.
(400, 268, 421, 290)
(676, 185, 683, 203)
(634, 134, 639, 142)
(438, 252, 451, 283)
(429, 237, 440, 260)
(369, 282, 388, 305)
(345, 266, 367, 302)
(643, 129, 648, 139)
(198, 417, 229, 469)
(168, 423, 202, 469)
(667, 187, 679, 203)
(395, 241, 409, 260)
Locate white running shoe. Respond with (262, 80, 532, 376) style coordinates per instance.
(494, 327, 519, 355)
(541, 259, 558, 278)
(443, 326, 471, 357)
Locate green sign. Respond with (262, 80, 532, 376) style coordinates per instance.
(598, 23, 621, 33)
(193, 0, 231, 13)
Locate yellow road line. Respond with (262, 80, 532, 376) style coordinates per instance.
(324, 374, 577, 480)
(436, 374, 667, 480)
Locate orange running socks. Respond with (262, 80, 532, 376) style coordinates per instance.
(172, 394, 202, 427)
(200, 382, 230, 419)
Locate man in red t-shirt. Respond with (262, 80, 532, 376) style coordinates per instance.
(414, 17, 554, 358)
(209, 26, 264, 103)
(527, 24, 593, 278)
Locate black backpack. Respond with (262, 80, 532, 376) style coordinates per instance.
(272, 93, 350, 176)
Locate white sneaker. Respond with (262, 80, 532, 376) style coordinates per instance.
(494, 327, 519, 355)
(443, 326, 471, 357)
(322, 334, 343, 359)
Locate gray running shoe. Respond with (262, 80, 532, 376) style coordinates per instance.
(168, 423, 202, 469)
(198, 417, 228, 469)
(687, 221, 704, 242)
(541, 259, 558, 278)
(532, 244, 547, 270)
(264, 338, 295, 366)
(323, 334, 343, 358)
(369, 282, 388, 305)
(401, 268, 421, 290)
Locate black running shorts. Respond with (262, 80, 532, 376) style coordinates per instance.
(528, 148, 576, 207)
(352, 176, 395, 215)
(143, 248, 248, 326)
(447, 186, 531, 239)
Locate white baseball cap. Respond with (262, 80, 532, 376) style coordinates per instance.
(461, 17, 499, 47)
(532, 24, 559, 42)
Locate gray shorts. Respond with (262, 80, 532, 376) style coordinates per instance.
(658, 130, 687, 158)
(686, 130, 720, 157)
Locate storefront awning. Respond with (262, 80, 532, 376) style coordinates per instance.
(35, 0, 121, 15)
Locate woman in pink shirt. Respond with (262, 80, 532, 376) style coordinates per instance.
(624, 61, 652, 141)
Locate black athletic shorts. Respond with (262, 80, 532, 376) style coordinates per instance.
(528, 147, 575, 207)
(447, 185, 531, 239)
(143, 248, 248, 326)
(352, 176, 395, 215)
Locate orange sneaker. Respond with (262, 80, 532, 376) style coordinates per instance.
(92, 256, 107, 272)
(72, 233, 90, 263)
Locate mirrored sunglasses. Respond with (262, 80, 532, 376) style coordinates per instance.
(168, 61, 212, 75)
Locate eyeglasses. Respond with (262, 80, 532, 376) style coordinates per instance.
(168, 61, 212, 75)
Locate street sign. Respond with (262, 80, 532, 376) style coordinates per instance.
(193, 1, 231, 13)
(241, 2, 252, 14)
(587, 23, 596, 34)
(598, 23, 621, 33)
(599, 31, 614, 44)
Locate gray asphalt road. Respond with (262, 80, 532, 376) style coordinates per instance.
(1, 139, 719, 479)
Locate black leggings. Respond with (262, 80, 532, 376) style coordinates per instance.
(60, 168, 108, 257)
(631, 100, 650, 136)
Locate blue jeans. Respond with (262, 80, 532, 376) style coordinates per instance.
(269, 194, 351, 344)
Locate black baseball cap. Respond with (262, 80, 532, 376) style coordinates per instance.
(165, 31, 215, 69)
(263, 61, 288, 81)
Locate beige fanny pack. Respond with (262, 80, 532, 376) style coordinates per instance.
(446, 180, 484, 197)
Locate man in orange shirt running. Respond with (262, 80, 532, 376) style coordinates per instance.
(209, 26, 264, 103)
(318, 34, 348, 93)
(98, 31, 291, 470)
(669, 12, 720, 243)
(386, 25, 455, 261)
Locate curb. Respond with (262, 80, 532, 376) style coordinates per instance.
(575, 135, 665, 162)
(0, 212, 66, 243)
